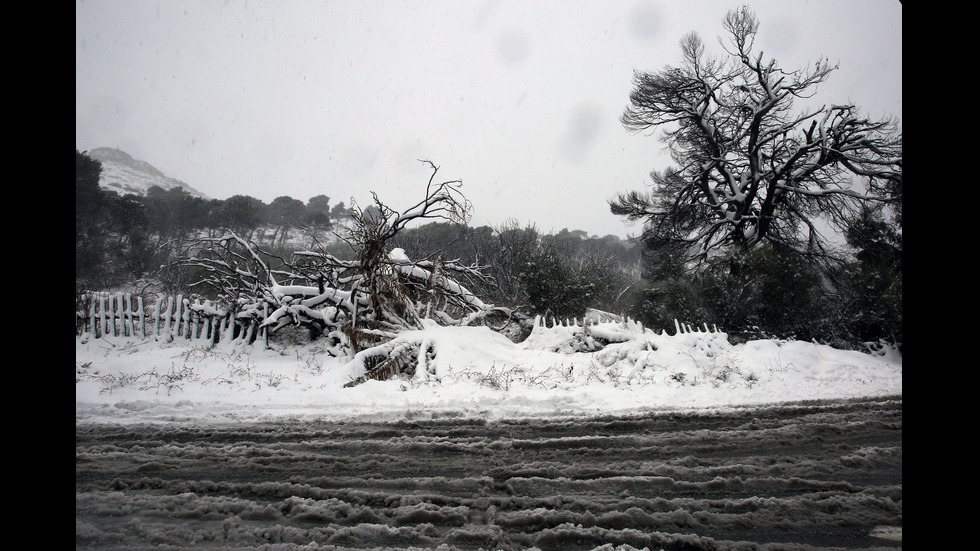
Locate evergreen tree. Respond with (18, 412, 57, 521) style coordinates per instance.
(266, 195, 307, 247)
(76, 150, 108, 289)
(836, 207, 902, 347)
(216, 195, 264, 238)
(305, 194, 332, 230)
(611, 8, 901, 271)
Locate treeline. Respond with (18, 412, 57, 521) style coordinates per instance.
(76, 149, 643, 319)
(77, 149, 900, 350)
(389, 222, 643, 319)
(629, 235, 902, 349)
(77, 149, 351, 291)
(397, 218, 902, 350)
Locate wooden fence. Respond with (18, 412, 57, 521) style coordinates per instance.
(75, 292, 267, 345)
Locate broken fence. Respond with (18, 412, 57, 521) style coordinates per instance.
(75, 292, 268, 344)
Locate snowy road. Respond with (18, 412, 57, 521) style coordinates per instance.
(76, 396, 902, 550)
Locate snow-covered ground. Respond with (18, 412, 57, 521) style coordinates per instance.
(76, 317, 902, 425)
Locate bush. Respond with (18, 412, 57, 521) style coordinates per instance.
(521, 246, 596, 320)
(629, 246, 831, 342)
(835, 262, 902, 348)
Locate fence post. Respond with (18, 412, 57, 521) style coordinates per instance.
(113, 293, 123, 337)
(107, 294, 115, 337)
(174, 294, 185, 338)
(159, 295, 173, 340)
(76, 294, 86, 336)
(190, 298, 200, 340)
(151, 296, 160, 339)
(183, 296, 193, 340)
(179, 296, 190, 340)
(136, 295, 145, 339)
(122, 294, 131, 337)
(99, 295, 107, 337)
(88, 296, 98, 338)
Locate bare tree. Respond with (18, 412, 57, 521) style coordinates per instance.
(611, 6, 902, 270)
(471, 219, 540, 308)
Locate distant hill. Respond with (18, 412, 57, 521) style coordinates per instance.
(85, 147, 210, 199)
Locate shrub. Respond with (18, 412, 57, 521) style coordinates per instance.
(629, 246, 830, 342)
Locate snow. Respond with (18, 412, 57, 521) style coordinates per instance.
(76, 317, 901, 426)
(389, 247, 412, 264)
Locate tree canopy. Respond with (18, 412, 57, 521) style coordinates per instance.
(610, 6, 902, 270)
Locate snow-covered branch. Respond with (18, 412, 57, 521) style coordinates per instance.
(612, 6, 901, 267)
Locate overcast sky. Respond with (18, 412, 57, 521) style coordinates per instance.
(76, 0, 901, 239)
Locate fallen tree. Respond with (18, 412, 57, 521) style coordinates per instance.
(171, 161, 512, 383)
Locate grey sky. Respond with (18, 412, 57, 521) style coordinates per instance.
(76, 0, 901, 239)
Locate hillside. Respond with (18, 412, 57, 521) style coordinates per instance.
(86, 147, 210, 199)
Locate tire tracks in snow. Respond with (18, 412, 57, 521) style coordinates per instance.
(76, 396, 902, 550)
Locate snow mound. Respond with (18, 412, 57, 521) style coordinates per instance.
(77, 314, 902, 425)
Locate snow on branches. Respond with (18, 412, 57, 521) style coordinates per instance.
(613, 7, 902, 269)
(172, 161, 509, 383)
